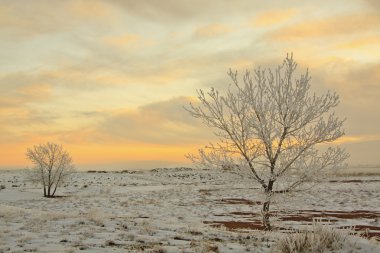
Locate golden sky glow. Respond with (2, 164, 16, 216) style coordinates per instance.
(1, 0, 380, 170)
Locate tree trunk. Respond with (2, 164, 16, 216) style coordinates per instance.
(52, 183, 58, 197)
(52, 172, 63, 197)
(43, 186, 46, 197)
(262, 200, 271, 230)
(47, 185, 51, 197)
(262, 179, 274, 230)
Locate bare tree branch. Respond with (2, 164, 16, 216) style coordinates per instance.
(185, 54, 348, 230)
(26, 142, 75, 197)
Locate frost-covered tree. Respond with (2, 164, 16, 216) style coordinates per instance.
(186, 54, 348, 230)
(26, 142, 75, 197)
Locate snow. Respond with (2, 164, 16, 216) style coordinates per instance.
(0, 168, 379, 252)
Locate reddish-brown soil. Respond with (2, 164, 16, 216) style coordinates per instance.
(199, 188, 259, 195)
(328, 179, 380, 183)
(216, 198, 261, 205)
(204, 220, 265, 230)
(279, 215, 337, 222)
(199, 189, 220, 194)
(280, 210, 380, 220)
(347, 225, 380, 240)
(213, 211, 257, 218)
(204, 220, 380, 240)
(353, 225, 380, 231)
(215, 209, 379, 221)
(205, 209, 380, 240)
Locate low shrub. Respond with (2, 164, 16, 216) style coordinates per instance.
(275, 220, 354, 253)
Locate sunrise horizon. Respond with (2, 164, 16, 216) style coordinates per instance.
(1, 0, 380, 171)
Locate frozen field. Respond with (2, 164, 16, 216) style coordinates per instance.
(0, 168, 379, 252)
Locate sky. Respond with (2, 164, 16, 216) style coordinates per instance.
(0, 0, 379, 170)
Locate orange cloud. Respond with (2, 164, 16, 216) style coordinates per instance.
(94, 67, 186, 86)
(18, 83, 52, 100)
(268, 14, 380, 40)
(104, 32, 156, 50)
(252, 9, 297, 27)
(194, 24, 232, 38)
(0, 1, 117, 38)
(105, 33, 141, 47)
(332, 135, 380, 144)
(336, 35, 380, 50)
(0, 74, 54, 109)
(68, 0, 111, 18)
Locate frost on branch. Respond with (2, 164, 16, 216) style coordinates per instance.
(185, 54, 349, 229)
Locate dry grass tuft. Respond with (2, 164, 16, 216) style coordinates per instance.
(275, 220, 355, 253)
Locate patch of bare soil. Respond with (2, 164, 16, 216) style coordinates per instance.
(328, 179, 380, 183)
(205, 209, 380, 240)
(204, 220, 265, 230)
(279, 210, 380, 220)
(216, 198, 261, 205)
(213, 211, 258, 218)
(45, 195, 68, 198)
(199, 189, 220, 195)
(345, 225, 380, 240)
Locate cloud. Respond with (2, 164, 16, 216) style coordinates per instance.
(0, 107, 60, 146)
(108, 0, 271, 22)
(1, 0, 380, 168)
(364, 0, 380, 12)
(320, 61, 380, 102)
(0, 70, 91, 141)
(68, 0, 112, 18)
(109, 0, 205, 21)
(333, 135, 380, 144)
(18, 83, 52, 100)
(0, 0, 117, 38)
(194, 24, 232, 38)
(310, 59, 380, 138)
(105, 33, 143, 48)
(0, 69, 91, 100)
(0, 108, 58, 127)
(342, 138, 380, 166)
(335, 35, 380, 50)
(267, 14, 380, 40)
(0, 73, 53, 108)
(6, 46, 193, 89)
(94, 96, 213, 145)
(251, 8, 297, 27)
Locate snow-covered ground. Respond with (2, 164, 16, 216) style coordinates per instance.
(0, 168, 379, 252)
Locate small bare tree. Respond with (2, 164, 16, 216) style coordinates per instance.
(26, 142, 75, 197)
(186, 54, 348, 230)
